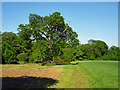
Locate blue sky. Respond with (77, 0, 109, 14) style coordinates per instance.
(2, 2, 118, 47)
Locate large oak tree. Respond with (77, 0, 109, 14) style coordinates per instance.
(17, 12, 79, 63)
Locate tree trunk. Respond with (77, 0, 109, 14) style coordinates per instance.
(49, 59, 53, 63)
(49, 28, 53, 63)
(49, 47, 53, 63)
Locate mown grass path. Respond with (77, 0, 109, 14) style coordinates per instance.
(51, 65, 89, 88)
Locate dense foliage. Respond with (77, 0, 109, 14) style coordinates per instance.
(2, 42, 17, 64)
(2, 12, 120, 64)
(17, 53, 28, 63)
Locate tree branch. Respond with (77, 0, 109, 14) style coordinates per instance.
(62, 20, 70, 34)
(44, 31, 51, 37)
(36, 28, 51, 37)
(57, 21, 70, 38)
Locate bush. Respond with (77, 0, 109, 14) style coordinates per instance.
(33, 59, 41, 63)
(42, 63, 56, 66)
(53, 56, 67, 62)
(17, 53, 28, 63)
(29, 54, 47, 63)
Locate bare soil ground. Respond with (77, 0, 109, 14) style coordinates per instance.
(1, 65, 63, 88)
(2, 68, 62, 79)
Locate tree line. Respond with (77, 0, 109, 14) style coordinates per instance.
(1, 12, 120, 64)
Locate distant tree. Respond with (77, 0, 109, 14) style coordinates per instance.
(87, 39, 108, 59)
(100, 46, 120, 60)
(2, 42, 17, 64)
(2, 32, 17, 45)
(72, 47, 84, 60)
(79, 44, 91, 59)
(2, 32, 18, 64)
(79, 39, 108, 60)
(2, 32, 24, 55)
(109, 46, 120, 60)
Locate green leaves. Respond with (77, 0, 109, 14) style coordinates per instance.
(79, 39, 109, 60)
(26, 12, 79, 62)
(99, 46, 120, 60)
(6, 12, 120, 64)
(2, 42, 17, 64)
(2, 32, 17, 45)
(17, 53, 28, 62)
(29, 40, 49, 63)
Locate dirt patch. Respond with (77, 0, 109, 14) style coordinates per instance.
(2, 67, 63, 88)
(2, 68, 62, 79)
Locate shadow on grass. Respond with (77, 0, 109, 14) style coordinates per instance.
(56, 62, 79, 65)
(2, 76, 58, 88)
(42, 62, 79, 66)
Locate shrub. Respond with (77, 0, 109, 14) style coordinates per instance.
(17, 53, 28, 63)
(29, 54, 47, 63)
(42, 63, 56, 66)
(53, 56, 67, 62)
(33, 59, 41, 63)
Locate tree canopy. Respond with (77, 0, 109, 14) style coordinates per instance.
(17, 12, 79, 63)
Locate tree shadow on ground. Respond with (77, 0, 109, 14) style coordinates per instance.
(56, 62, 79, 65)
(2, 76, 58, 88)
(41, 62, 79, 66)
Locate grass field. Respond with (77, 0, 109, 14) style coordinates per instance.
(76, 61, 118, 88)
(1, 61, 118, 88)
